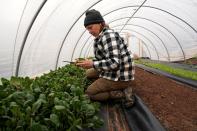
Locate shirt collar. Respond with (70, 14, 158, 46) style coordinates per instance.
(94, 27, 108, 41)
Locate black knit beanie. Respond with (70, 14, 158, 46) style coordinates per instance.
(84, 9, 105, 27)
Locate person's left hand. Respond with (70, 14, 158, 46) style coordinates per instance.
(76, 59, 93, 69)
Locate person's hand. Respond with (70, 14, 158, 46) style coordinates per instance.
(76, 59, 93, 69)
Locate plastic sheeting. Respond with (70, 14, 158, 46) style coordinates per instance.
(0, 0, 197, 78)
(83, 95, 166, 131)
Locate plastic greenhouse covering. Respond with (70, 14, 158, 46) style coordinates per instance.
(0, 0, 197, 78)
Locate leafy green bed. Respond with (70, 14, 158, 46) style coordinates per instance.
(0, 65, 103, 131)
(135, 60, 197, 81)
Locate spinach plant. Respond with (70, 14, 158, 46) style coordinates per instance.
(0, 65, 103, 130)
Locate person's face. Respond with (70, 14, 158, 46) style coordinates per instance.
(86, 23, 101, 37)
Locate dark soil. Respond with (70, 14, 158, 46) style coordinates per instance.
(177, 57, 197, 65)
(132, 67, 197, 131)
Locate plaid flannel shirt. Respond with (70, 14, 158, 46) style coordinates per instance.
(93, 27, 135, 81)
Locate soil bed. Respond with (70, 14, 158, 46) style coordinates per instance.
(132, 67, 197, 131)
(176, 57, 197, 65)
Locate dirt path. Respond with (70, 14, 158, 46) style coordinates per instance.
(132, 67, 197, 131)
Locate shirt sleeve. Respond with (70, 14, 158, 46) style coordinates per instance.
(93, 32, 120, 71)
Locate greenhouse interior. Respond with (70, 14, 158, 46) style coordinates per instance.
(0, 0, 197, 130)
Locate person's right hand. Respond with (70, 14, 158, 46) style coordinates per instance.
(76, 59, 93, 69)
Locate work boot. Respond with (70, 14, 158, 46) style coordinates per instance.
(123, 87, 135, 108)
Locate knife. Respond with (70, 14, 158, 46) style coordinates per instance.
(62, 60, 75, 64)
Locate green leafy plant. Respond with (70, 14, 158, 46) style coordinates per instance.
(0, 65, 103, 130)
(135, 60, 197, 80)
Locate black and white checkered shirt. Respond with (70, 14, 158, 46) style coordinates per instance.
(93, 27, 135, 81)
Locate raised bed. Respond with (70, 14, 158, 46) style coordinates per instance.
(132, 67, 197, 130)
(0, 65, 166, 131)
